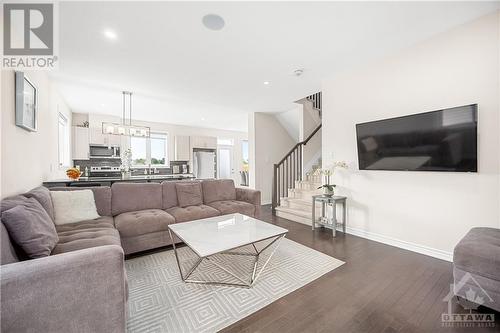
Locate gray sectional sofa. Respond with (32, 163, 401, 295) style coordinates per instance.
(453, 227, 500, 312)
(0, 179, 260, 333)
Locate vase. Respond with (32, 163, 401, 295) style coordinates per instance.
(323, 187, 334, 196)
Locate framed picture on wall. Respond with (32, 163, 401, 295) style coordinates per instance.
(15, 71, 37, 132)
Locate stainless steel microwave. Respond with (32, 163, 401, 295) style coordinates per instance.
(89, 144, 120, 159)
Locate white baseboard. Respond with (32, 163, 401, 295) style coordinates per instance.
(345, 226, 453, 262)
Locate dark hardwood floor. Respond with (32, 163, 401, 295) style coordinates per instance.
(221, 205, 500, 333)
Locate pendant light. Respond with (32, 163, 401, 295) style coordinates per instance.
(101, 91, 150, 137)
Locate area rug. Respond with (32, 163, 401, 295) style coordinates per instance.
(125, 238, 344, 332)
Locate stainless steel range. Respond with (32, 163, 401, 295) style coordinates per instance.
(90, 166, 121, 178)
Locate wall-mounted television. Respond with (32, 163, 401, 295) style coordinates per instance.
(355, 104, 477, 172)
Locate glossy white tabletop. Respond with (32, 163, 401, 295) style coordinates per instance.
(168, 213, 288, 257)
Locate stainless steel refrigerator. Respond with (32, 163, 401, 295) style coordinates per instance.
(193, 149, 216, 179)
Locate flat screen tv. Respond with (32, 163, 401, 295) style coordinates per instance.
(355, 104, 477, 172)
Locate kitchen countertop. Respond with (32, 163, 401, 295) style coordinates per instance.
(43, 174, 195, 186)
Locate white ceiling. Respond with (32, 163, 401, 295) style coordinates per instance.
(53, 1, 499, 132)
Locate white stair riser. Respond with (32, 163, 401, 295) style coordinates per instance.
(275, 210, 312, 226)
(288, 191, 323, 200)
(280, 199, 322, 211)
(277, 178, 327, 225)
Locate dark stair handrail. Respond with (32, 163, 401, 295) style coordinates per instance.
(272, 123, 321, 212)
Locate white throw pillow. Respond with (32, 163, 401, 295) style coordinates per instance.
(50, 190, 100, 225)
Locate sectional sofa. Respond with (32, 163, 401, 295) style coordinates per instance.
(0, 179, 261, 333)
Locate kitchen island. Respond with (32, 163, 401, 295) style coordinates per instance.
(43, 174, 195, 188)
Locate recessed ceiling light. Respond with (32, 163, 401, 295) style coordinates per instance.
(202, 14, 225, 31)
(201, 117, 206, 121)
(103, 29, 117, 40)
(263, 81, 270, 85)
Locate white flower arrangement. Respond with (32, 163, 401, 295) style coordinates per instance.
(120, 148, 132, 172)
(315, 161, 349, 195)
(313, 160, 349, 176)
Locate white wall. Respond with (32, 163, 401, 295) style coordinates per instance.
(300, 99, 322, 173)
(249, 112, 296, 204)
(1, 71, 72, 198)
(322, 12, 500, 261)
(275, 106, 301, 142)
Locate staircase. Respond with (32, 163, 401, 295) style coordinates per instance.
(272, 92, 322, 225)
(275, 162, 323, 225)
(306, 92, 322, 118)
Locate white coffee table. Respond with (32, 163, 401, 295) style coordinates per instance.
(168, 213, 288, 288)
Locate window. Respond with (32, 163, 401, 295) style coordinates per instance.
(241, 140, 249, 171)
(130, 132, 168, 166)
(57, 113, 70, 168)
(217, 137, 234, 146)
(150, 133, 167, 165)
(131, 137, 147, 165)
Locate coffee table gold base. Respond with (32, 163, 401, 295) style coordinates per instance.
(169, 230, 286, 288)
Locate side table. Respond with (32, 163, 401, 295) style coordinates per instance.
(311, 195, 347, 237)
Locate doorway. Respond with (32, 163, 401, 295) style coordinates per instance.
(217, 146, 233, 179)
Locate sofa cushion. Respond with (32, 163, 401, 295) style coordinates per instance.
(0, 195, 31, 262)
(25, 186, 54, 221)
(1, 197, 59, 258)
(201, 179, 236, 204)
(52, 227, 121, 255)
(166, 205, 220, 223)
(207, 200, 255, 217)
(162, 181, 203, 209)
(114, 209, 175, 238)
(176, 182, 203, 208)
(162, 181, 179, 209)
(0, 222, 20, 264)
(50, 186, 112, 216)
(1, 195, 28, 214)
(55, 216, 115, 234)
(454, 227, 500, 281)
(112, 183, 162, 216)
(50, 190, 100, 225)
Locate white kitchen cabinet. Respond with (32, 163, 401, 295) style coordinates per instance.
(190, 136, 217, 149)
(107, 133, 122, 146)
(175, 135, 190, 161)
(89, 127, 105, 144)
(72, 126, 90, 160)
(89, 127, 121, 146)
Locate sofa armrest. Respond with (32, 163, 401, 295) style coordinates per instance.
(1, 245, 127, 333)
(236, 187, 261, 218)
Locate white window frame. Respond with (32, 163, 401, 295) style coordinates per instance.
(130, 136, 148, 167)
(57, 113, 70, 168)
(130, 132, 169, 167)
(217, 137, 234, 146)
(150, 132, 169, 167)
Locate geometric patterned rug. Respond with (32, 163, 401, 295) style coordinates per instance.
(125, 238, 344, 332)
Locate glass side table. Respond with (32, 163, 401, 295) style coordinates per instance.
(311, 195, 347, 237)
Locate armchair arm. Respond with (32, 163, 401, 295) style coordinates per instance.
(236, 187, 261, 218)
(1, 245, 127, 333)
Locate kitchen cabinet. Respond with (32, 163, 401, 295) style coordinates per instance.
(175, 135, 190, 161)
(89, 127, 104, 144)
(190, 136, 217, 149)
(89, 127, 121, 146)
(72, 126, 90, 160)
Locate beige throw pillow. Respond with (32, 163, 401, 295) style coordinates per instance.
(50, 190, 100, 225)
